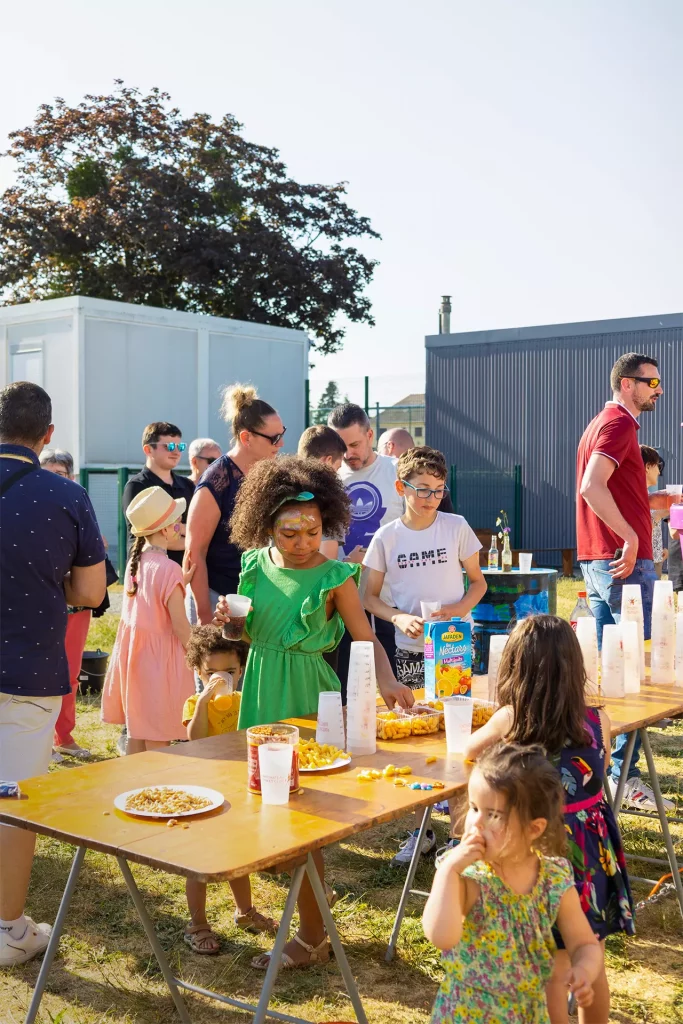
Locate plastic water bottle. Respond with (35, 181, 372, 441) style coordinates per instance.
(488, 535, 499, 570)
(570, 591, 593, 632)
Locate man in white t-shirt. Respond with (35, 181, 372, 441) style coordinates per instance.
(363, 446, 487, 865)
(328, 403, 404, 695)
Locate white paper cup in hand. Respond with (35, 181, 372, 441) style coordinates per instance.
(518, 553, 533, 573)
(223, 594, 252, 640)
(420, 601, 441, 619)
(443, 696, 474, 754)
(257, 743, 292, 805)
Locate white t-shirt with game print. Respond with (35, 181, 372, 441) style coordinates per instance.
(363, 512, 481, 651)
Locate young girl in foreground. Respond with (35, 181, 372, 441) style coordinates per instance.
(214, 456, 413, 970)
(465, 615, 635, 1023)
(423, 743, 602, 1024)
(102, 487, 195, 752)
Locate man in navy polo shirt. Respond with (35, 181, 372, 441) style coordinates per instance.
(0, 382, 106, 967)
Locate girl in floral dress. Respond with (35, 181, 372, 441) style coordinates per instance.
(424, 743, 602, 1024)
(465, 614, 635, 1023)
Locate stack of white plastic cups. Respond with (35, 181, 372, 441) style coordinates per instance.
(601, 624, 625, 698)
(620, 620, 640, 694)
(575, 618, 599, 697)
(620, 584, 645, 681)
(487, 634, 509, 703)
(675, 610, 683, 687)
(651, 579, 675, 684)
(346, 641, 377, 755)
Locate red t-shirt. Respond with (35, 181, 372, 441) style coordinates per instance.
(576, 402, 653, 562)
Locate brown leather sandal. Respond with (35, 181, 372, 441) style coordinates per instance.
(184, 924, 220, 955)
(251, 934, 331, 970)
(234, 907, 279, 935)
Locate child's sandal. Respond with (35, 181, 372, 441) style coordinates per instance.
(184, 924, 220, 955)
(251, 934, 331, 970)
(234, 907, 279, 935)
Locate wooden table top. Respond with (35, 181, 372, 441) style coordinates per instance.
(2, 677, 680, 883)
(0, 719, 468, 883)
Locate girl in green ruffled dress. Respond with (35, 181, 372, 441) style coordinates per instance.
(214, 455, 413, 969)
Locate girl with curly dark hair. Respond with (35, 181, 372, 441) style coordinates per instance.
(214, 456, 413, 970)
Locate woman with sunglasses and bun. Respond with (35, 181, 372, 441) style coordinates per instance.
(184, 384, 286, 627)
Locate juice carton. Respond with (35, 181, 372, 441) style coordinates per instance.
(424, 619, 472, 701)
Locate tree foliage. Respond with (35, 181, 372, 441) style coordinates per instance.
(313, 380, 343, 423)
(0, 83, 380, 354)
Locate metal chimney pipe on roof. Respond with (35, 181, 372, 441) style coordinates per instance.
(439, 295, 452, 335)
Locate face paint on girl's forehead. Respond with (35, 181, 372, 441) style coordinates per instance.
(274, 509, 318, 531)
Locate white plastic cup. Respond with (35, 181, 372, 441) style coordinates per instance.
(653, 579, 674, 608)
(518, 553, 533, 573)
(620, 620, 640, 694)
(257, 743, 293, 805)
(620, 585, 645, 679)
(223, 594, 252, 640)
(601, 624, 625, 698)
(316, 691, 346, 749)
(576, 617, 599, 696)
(487, 634, 509, 702)
(443, 696, 474, 754)
(420, 600, 441, 619)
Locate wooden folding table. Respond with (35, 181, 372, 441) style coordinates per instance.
(0, 717, 468, 1024)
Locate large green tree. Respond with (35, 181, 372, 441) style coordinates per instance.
(313, 380, 342, 423)
(0, 83, 379, 355)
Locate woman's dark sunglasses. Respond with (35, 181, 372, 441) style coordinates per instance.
(624, 375, 661, 389)
(250, 427, 287, 446)
(150, 442, 186, 452)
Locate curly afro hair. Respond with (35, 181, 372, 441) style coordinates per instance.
(185, 625, 249, 675)
(229, 455, 351, 550)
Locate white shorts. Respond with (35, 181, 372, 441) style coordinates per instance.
(0, 693, 61, 781)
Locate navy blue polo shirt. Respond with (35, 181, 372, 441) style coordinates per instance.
(0, 444, 106, 697)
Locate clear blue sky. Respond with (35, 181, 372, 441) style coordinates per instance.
(2, 0, 682, 405)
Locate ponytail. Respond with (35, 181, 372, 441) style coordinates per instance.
(126, 536, 146, 597)
(220, 383, 276, 441)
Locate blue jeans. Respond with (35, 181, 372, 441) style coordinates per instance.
(580, 558, 656, 782)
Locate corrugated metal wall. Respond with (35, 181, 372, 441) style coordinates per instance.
(426, 321, 683, 564)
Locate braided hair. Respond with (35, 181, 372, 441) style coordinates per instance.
(126, 535, 146, 597)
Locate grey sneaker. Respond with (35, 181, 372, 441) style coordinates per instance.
(391, 829, 436, 866)
(609, 776, 674, 812)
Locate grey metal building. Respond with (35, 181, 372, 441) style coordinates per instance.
(425, 312, 683, 568)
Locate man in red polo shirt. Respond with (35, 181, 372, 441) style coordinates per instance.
(577, 351, 672, 812)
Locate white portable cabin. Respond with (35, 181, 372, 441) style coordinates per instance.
(0, 296, 309, 567)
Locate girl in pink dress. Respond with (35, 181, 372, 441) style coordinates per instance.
(102, 486, 196, 753)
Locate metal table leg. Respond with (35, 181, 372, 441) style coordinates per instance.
(385, 803, 432, 962)
(24, 845, 86, 1024)
(639, 729, 683, 922)
(251, 863, 307, 1024)
(306, 852, 369, 1024)
(117, 857, 192, 1024)
(612, 729, 637, 820)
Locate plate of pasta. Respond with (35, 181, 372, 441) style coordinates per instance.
(114, 785, 224, 818)
(298, 739, 351, 773)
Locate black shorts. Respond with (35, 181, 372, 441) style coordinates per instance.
(395, 648, 425, 691)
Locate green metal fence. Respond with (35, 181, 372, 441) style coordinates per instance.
(448, 465, 523, 547)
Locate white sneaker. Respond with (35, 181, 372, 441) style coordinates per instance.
(0, 916, 52, 967)
(54, 744, 91, 759)
(116, 729, 127, 757)
(609, 776, 674, 813)
(435, 838, 460, 868)
(392, 829, 436, 866)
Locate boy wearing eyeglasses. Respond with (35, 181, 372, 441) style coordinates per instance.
(363, 446, 486, 865)
(122, 421, 195, 568)
(363, 446, 486, 689)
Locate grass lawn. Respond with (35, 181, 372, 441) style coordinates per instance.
(3, 578, 683, 1023)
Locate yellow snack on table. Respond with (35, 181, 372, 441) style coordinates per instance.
(397, 765, 412, 776)
(298, 737, 348, 769)
(419, 701, 445, 730)
(376, 711, 413, 740)
(425, 755, 437, 764)
(393, 777, 407, 787)
(472, 701, 497, 728)
(406, 708, 440, 736)
(369, 769, 382, 779)
(383, 764, 397, 777)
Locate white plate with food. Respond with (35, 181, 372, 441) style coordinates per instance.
(114, 785, 224, 818)
(299, 755, 351, 773)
